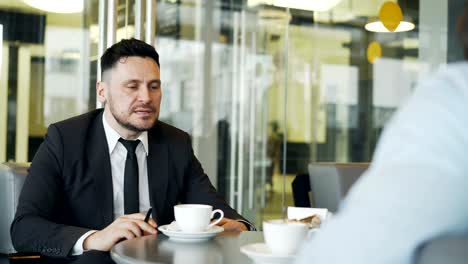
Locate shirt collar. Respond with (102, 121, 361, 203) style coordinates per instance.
(102, 113, 149, 156)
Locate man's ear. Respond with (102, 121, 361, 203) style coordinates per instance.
(97, 81, 107, 105)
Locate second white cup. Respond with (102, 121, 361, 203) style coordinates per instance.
(174, 204, 224, 232)
(263, 219, 308, 255)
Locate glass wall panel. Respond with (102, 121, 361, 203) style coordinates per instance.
(0, 1, 93, 163)
(152, 0, 292, 224)
(264, 0, 466, 224)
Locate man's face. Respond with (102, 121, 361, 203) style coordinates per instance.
(98, 56, 161, 133)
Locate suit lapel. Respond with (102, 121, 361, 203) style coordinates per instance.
(147, 124, 168, 226)
(87, 112, 114, 226)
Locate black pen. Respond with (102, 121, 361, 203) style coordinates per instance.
(144, 207, 152, 223)
(117, 208, 154, 243)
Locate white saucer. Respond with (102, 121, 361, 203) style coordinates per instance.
(158, 222, 224, 242)
(240, 243, 296, 264)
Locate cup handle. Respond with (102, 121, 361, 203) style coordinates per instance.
(208, 209, 224, 228)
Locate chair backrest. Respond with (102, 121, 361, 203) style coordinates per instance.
(308, 163, 368, 212)
(416, 235, 468, 264)
(0, 162, 29, 254)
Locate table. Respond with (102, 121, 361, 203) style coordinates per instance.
(2, 251, 115, 264)
(111, 231, 264, 264)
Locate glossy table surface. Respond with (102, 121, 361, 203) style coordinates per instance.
(111, 231, 264, 264)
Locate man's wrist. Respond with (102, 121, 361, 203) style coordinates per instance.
(236, 219, 256, 231)
(83, 230, 99, 251)
(71, 230, 97, 256)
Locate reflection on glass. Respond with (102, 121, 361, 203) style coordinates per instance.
(158, 239, 223, 264)
(372, 58, 429, 129)
(0, 2, 91, 162)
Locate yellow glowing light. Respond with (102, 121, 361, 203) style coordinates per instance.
(379, 1, 403, 32)
(367, 41, 382, 64)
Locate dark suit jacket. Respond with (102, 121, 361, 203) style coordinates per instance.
(10, 109, 248, 257)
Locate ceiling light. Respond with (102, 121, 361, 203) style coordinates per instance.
(23, 0, 84, 14)
(248, 0, 343, 12)
(379, 1, 403, 31)
(365, 21, 415, 33)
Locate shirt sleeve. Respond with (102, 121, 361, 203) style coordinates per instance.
(295, 66, 468, 264)
(70, 230, 97, 256)
(236, 219, 257, 231)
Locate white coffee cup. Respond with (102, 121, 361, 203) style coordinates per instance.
(174, 204, 224, 232)
(263, 219, 308, 255)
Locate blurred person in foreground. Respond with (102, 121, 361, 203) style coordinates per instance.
(296, 8, 468, 264)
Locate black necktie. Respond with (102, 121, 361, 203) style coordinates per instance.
(119, 138, 140, 214)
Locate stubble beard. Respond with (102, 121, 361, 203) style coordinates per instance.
(108, 101, 157, 133)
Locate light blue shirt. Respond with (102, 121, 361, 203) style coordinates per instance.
(296, 62, 468, 264)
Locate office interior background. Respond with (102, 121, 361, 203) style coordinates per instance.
(0, 0, 466, 226)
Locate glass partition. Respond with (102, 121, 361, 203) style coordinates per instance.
(264, 0, 466, 227)
(153, 0, 288, 223)
(0, 1, 93, 163)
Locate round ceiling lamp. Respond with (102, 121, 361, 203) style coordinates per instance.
(365, 21, 415, 33)
(365, 1, 415, 33)
(23, 0, 84, 13)
(248, 0, 343, 12)
(379, 1, 403, 31)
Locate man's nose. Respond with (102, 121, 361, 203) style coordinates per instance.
(137, 87, 151, 102)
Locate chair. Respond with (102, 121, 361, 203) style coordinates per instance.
(308, 163, 468, 263)
(416, 235, 468, 264)
(308, 163, 369, 212)
(291, 173, 312, 207)
(0, 162, 29, 254)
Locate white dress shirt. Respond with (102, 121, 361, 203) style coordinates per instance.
(296, 63, 468, 263)
(71, 114, 151, 255)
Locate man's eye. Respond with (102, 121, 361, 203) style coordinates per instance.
(150, 85, 160, 90)
(127, 86, 137, 89)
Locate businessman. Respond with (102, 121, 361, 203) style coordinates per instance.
(11, 38, 251, 257)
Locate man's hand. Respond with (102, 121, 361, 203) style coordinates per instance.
(83, 213, 157, 252)
(216, 217, 248, 232)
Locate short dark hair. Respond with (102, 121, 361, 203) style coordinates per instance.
(100, 38, 160, 76)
